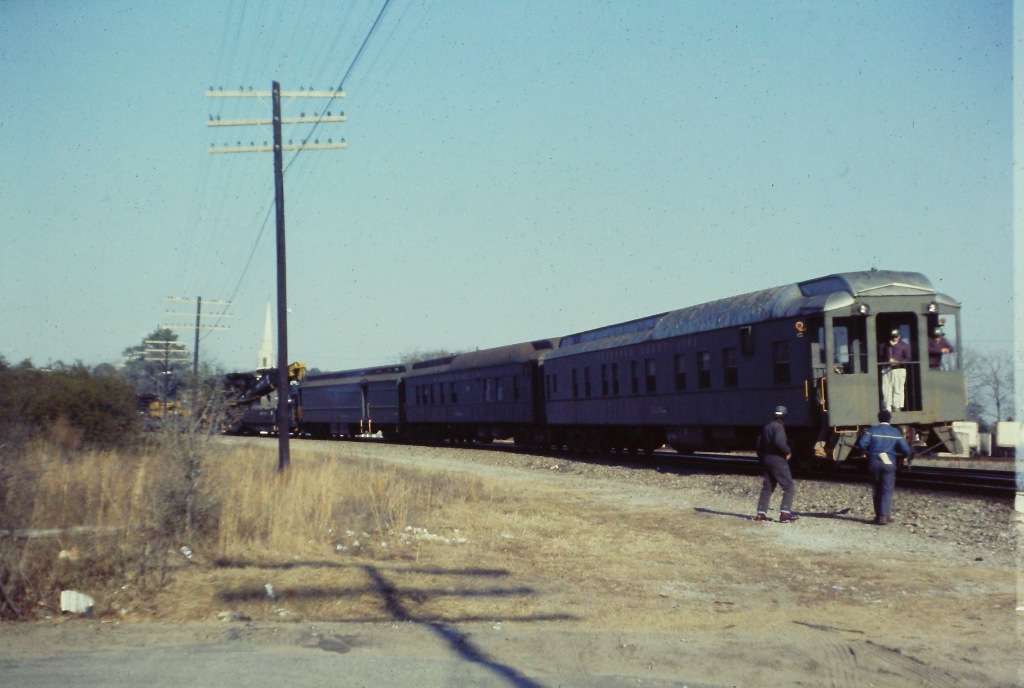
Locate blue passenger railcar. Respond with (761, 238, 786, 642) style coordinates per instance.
(401, 341, 555, 444)
(541, 270, 965, 465)
(297, 365, 406, 439)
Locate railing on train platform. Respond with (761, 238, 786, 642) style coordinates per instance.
(877, 361, 922, 412)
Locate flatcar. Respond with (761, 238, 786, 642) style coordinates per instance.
(230, 269, 966, 467)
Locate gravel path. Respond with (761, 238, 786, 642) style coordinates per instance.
(298, 439, 1019, 569)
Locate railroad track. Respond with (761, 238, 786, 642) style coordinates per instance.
(235, 434, 1021, 498)
(896, 465, 1020, 497)
(647, 451, 1020, 497)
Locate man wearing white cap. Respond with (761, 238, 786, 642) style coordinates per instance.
(879, 328, 911, 411)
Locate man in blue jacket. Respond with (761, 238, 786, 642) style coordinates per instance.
(857, 410, 912, 525)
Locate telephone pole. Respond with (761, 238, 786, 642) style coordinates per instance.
(141, 337, 190, 416)
(163, 296, 232, 380)
(207, 83, 346, 471)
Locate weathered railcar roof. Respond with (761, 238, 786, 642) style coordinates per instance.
(546, 270, 956, 359)
(403, 339, 558, 378)
(302, 364, 407, 387)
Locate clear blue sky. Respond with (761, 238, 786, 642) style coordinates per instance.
(0, 1, 1013, 373)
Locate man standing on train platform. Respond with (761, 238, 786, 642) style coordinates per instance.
(879, 328, 912, 411)
(857, 410, 912, 525)
(927, 327, 955, 369)
(754, 406, 798, 523)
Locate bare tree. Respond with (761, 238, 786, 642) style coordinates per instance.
(962, 347, 1014, 428)
(155, 375, 230, 541)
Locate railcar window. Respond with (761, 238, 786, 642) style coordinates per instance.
(674, 354, 687, 391)
(496, 377, 503, 401)
(552, 373, 558, 395)
(601, 365, 609, 396)
(645, 358, 656, 393)
(513, 375, 520, 401)
(611, 363, 620, 395)
(832, 317, 867, 374)
(572, 369, 579, 398)
(439, 383, 445, 404)
(484, 378, 492, 402)
(772, 341, 790, 384)
(927, 313, 959, 371)
(584, 367, 592, 398)
(451, 382, 458, 403)
(740, 326, 754, 355)
(723, 347, 738, 387)
(429, 384, 435, 405)
(698, 351, 711, 389)
(631, 361, 640, 394)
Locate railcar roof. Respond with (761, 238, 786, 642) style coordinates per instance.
(302, 364, 407, 386)
(403, 339, 558, 378)
(547, 270, 955, 358)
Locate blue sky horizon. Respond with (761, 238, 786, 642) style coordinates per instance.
(1, 1, 1013, 372)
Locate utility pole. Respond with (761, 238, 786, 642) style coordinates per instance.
(163, 297, 232, 381)
(207, 83, 346, 471)
(141, 336, 190, 416)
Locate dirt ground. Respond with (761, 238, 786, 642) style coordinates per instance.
(2, 439, 1021, 687)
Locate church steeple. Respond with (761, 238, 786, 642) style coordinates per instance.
(258, 302, 274, 369)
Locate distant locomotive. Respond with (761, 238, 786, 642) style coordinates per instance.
(230, 270, 966, 467)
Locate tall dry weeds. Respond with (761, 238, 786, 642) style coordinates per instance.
(0, 436, 490, 621)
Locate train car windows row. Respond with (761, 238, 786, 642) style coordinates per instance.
(555, 330, 796, 400)
(412, 374, 534, 406)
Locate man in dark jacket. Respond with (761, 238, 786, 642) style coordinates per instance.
(856, 410, 912, 525)
(927, 327, 955, 369)
(754, 406, 798, 522)
(879, 328, 912, 412)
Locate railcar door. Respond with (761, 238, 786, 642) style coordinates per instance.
(360, 382, 370, 433)
(820, 315, 873, 426)
(875, 317, 921, 412)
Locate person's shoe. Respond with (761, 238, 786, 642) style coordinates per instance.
(877, 515, 889, 525)
(754, 513, 771, 522)
(778, 512, 799, 523)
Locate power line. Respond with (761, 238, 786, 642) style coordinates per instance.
(286, 0, 393, 173)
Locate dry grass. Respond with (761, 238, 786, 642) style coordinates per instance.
(2, 435, 776, 629)
(0, 436, 508, 622)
